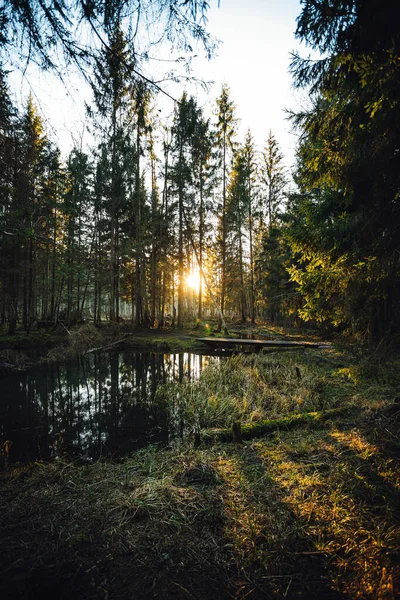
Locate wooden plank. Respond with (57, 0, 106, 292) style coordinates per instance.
(197, 337, 324, 348)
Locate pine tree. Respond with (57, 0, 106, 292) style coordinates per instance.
(17, 95, 48, 332)
(226, 147, 248, 321)
(256, 132, 288, 323)
(192, 110, 214, 321)
(90, 23, 135, 322)
(132, 80, 152, 327)
(289, 0, 400, 337)
(242, 130, 257, 323)
(170, 92, 198, 328)
(39, 144, 66, 323)
(215, 84, 237, 330)
(261, 131, 286, 230)
(63, 149, 93, 325)
(0, 67, 18, 331)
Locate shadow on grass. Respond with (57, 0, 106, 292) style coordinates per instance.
(0, 458, 234, 600)
(243, 424, 399, 599)
(215, 445, 343, 599)
(0, 418, 398, 600)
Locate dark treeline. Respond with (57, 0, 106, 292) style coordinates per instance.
(0, 0, 399, 340)
(287, 0, 400, 340)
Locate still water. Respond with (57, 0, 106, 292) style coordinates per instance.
(0, 351, 214, 463)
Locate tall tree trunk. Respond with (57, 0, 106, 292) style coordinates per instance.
(248, 181, 255, 324)
(76, 212, 81, 318)
(110, 101, 117, 322)
(198, 165, 204, 321)
(27, 235, 34, 333)
(238, 224, 246, 322)
(177, 140, 184, 329)
(8, 243, 19, 334)
(150, 152, 158, 327)
(160, 270, 166, 328)
(135, 123, 142, 327)
(55, 276, 64, 323)
(219, 134, 227, 331)
(160, 141, 169, 329)
(66, 218, 74, 327)
(22, 243, 28, 329)
(50, 208, 57, 320)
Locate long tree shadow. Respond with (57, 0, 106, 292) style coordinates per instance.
(326, 429, 400, 519)
(0, 455, 234, 600)
(215, 443, 344, 599)
(1, 420, 398, 600)
(221, 423, 399, 599)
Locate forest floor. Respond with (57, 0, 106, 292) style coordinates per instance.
(0, 339, 399, 599)
(0, 322, 196, 370)
(0, 319, 325, 369)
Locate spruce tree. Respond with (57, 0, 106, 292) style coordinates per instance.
(17, 95, 48, 332)
(242, 130, 257, 323)
(192, 110, 214, 321)
(0, 67, 17, 332)
(215, 84, 237, 330)
(289, 0, 400, 337)
(226, 147, 248, 322)
(90, 23, 135, 322)
(170, 92, 198, 328)
(256, 132, 288, 323)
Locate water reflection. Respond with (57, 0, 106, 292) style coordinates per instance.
(0, 352, 212, 463)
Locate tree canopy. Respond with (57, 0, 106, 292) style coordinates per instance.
(0, 0, 217, 94)
(1, 0, 398, 340)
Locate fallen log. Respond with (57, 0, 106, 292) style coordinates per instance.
(201, 406, 357, 444)
(84, 335, 128, 355)
(197, 337, 330, 351)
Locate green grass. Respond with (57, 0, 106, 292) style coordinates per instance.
(1, 406, 398, 598)
(154, 346, 391, 437)
(204, 406, 357, 442)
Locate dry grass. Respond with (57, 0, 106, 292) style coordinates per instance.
(155, 347, 397, 436)
(1, 403, 399, 599)
(1, 345, 399, 599)
(46, 322, 104, 362)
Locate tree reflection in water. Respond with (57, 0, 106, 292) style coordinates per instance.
(0, 352, 211, 463)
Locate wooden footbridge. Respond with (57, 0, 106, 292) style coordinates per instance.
(197, 337, 329, 352)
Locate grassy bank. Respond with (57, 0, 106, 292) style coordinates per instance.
(0, 343, 399, 599)
(0, 322, 203, 368)
(0, 320, 328, 368)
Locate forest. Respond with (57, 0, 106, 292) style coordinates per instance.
(0, 1, 399, 599)
(0, 0, 398, 339)
(0, 73, 290, 333)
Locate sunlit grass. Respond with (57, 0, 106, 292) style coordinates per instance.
(253, 426, 399, 599)
(1, 345, 399, 598)
(1, 414, 399, 599)
(155, 349, 359, 436)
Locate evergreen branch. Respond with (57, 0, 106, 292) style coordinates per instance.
(85, 12, 180, 104)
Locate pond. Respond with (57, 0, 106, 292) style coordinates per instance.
(0, 351, 216, 464)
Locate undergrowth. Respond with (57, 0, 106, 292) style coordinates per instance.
(1, 344, 399, 599)
(1, 408, 399, 599)
(46, 323, 106, 362)
(155, 349, 366, 434)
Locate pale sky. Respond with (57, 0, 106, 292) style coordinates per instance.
(7, 0, 307, 171)
(178, 0, 305, 169)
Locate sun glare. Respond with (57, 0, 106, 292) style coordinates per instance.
(186, 271, 201, 292)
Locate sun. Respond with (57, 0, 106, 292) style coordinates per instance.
(186, 271, 201, 292)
